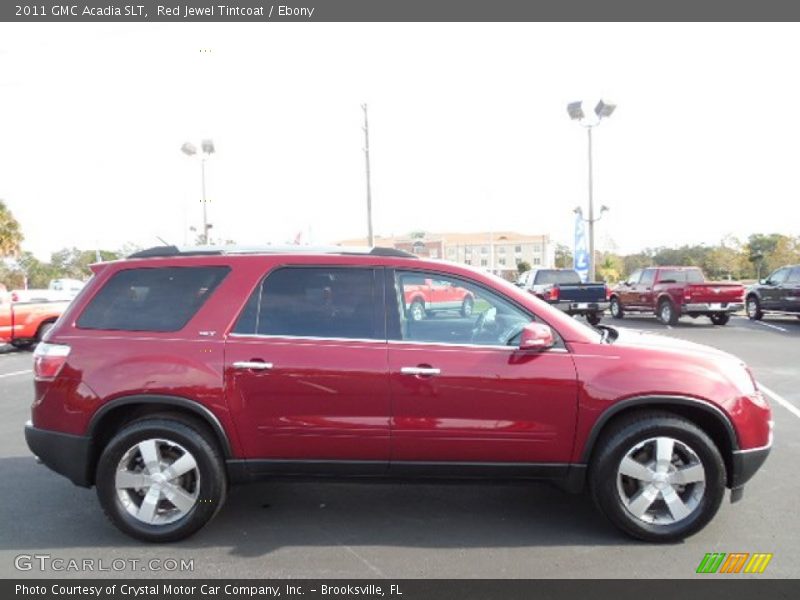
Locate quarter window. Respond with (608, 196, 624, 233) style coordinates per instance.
(233, 267, 382, 340)
(77, 266, 230, 332)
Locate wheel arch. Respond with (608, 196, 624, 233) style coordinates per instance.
(87, 395, 234, 482)
(580, 396, 740, 487)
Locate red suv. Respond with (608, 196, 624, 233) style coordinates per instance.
(25, 246, 772, 543)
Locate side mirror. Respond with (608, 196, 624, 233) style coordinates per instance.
(519, 322, 555, 351)
(759, 279, 768, 285)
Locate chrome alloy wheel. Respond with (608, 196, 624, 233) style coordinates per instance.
(115, 438, 200, 525)
(747, 298, 759, 318)
(616, 436, 706, 525)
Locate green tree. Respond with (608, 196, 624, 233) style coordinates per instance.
(554, 244, 573, 268)
(516, 260, 531, 274)
(0, 200, 24, 257)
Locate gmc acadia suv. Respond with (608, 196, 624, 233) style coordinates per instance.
(25, 246, 772, 543)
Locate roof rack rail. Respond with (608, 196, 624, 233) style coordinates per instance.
(126, 245, 418, 259)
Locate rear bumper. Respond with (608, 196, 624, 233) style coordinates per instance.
(553, 301, 609, 314)
(24, 421, 93, 487)
(729, 443, 771, 497)
(682, 302, 743, 314)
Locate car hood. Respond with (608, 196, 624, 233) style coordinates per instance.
(610, 326, 738, 361)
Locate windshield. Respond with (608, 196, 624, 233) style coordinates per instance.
(536, 270, 582, 285)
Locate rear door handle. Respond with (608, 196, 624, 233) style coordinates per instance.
(401, 367, 441, 376)
(232, 361, 274, 370)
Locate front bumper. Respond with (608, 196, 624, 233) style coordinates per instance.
(24, 421, 93, 487)
(682, 302, 744, 314)
(729, 443, 771, 502)
(553, 301, 609, 314)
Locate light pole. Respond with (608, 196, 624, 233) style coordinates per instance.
(361, 104, 374, 247)
(181, 139, 215, 245)
(567, 100, 615, 281)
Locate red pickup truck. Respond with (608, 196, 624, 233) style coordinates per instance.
(0, 299, 68, 349)
(609, 266, 744, 326)
(403, 276, 475, 321)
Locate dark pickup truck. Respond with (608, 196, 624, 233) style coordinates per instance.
(516, 268, 608, 325)
(745, 264, 800, 321)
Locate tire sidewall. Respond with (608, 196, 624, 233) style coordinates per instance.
(591, 419, 725, 543)
(610, 297, 623, 319)
(96, 419, 226, 543)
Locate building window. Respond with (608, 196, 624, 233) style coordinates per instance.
(480, 259, 488, 267)
(533, 257, 541, 265)
(498, 258, 506, 266)
(464, 259, 472, 265)
(514, 245, 522, 253)
(498, 246, 506, 254)
(447, 247, 456, 257)
(430, 249, 439, 258)
(532, 243, 541, 253)
(481, 246, 489, 255)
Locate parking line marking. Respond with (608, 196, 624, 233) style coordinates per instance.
(755, 321, 788, 333)
(0, 369, 32, 379)
(759, 382, 800, 420)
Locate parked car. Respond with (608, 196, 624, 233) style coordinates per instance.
(11, 278, 85, 303)
(745, 264, 800, 321)
(609, 266, 745, 326)
(402, 275, 475, 321)
(0, 297, 68, 349)
(25, 245, 771, 543)
(516, 268, 608, 326)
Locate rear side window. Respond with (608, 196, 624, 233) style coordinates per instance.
(77, 266, 230, 332)
(658, 268, 704, 284)
(534, 270, 581, 285)
(233, 267, 383, 340)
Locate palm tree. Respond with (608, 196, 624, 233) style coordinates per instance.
(0, 200, 23, 257)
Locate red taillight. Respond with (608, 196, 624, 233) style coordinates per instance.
(549, 286, 560, 301)
(604, 284, 610, 300)
(33, 343, 71, 380)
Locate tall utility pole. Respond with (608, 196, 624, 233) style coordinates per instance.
(567, 100, 615, 281)
(362, 103, 374, 247)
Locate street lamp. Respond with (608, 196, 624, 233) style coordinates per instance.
(567, 99, 616, 281)
(181, 139, 215, 245)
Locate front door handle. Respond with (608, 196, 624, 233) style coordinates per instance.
(232, 361, 274, 370)
(401, 366, 441, 376)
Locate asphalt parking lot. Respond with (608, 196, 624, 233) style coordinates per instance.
(1, 314, 798, 579)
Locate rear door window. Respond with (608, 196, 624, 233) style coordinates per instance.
(77, 266, 230, 332)
(232, 267, 383, 340)
(535, 270, 581, 285)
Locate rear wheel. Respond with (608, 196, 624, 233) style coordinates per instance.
(37, 321, 55, 343)
(409, 299, 426, 322)
(589, 412, 725, 543)
(610, 297, 624, 319)
(709, 313, 730, 326)
(96, 417, 226, 542)
(657, 299, 679, 326)
(746, 295, 763, 321)
(461, 296, 474, 318)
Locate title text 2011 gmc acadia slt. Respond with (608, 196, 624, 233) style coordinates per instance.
(25, 246, 772, 543)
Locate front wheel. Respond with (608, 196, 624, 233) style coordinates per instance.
(96, 417, 227, 542)
(610, 297, 624, 319)
(746, 296, 763, 321)
(589, 412, 725, 543)
(586, 312, 602, 326)
(709, 313, 730, 326)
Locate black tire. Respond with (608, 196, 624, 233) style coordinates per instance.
(461, 296, 474, 318)
(10, 339, 34, 350)
(709, 313, 730, 326)
(746, 295, 763, 321)
(657, 299, 679, 326)
(96, 417, 227, 543)
(610, 297, 624, 319)
(409, 299, 426, 322)
(36, 321, 55, 343)
(589, 411, 725, 543)
(586, 312, 602, 326)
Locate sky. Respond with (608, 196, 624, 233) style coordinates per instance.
(1, 22, 799, 260)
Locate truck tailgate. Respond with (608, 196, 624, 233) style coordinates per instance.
(556, 284, 607, 303)
(684, 283, 744, 303)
